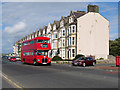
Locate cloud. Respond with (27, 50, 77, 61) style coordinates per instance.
(4, 21, 26, 34)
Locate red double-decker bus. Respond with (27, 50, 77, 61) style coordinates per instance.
(21, 37, 51, 65)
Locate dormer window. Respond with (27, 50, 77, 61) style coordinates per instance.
(60, 20, 64, 27)
(69, 17, 74, 23)
(43, 29, 45, 35)
(53, 25, 56, 31)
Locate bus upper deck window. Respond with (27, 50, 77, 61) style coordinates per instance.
(32, 40, 33, 44)
(38, 40, 43, 43)
(44, 40, 49, 43)
(34, 40, 37, 43)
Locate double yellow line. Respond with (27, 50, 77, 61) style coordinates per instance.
(2, 73, 24, 89)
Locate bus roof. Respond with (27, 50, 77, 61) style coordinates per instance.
(22, 37, 50, 43)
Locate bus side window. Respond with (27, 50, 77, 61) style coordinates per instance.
(31, 52, 33, 55)
(29, 41, 31, 45)
(34, 51, 37, 55)
(32, 40, 33, 44)
(28, 52, 30, 56)
(23, 52, 25, 56)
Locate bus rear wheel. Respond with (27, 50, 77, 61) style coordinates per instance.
(33, 59, 38, 66)
(23, 59, 25, 64)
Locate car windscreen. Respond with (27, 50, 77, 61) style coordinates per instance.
(11, 57, 16, 59)
(76, 57, 85, 60)
(16, 57, 20, 58)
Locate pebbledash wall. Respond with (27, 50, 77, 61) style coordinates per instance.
(13, 5, 109, 60)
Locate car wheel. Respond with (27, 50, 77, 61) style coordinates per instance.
(83, 63, 86, 67)
(93, 62, 95, 66)
(72, 63, 75, 66)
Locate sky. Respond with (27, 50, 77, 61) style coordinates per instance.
(1, 2, 119, 53)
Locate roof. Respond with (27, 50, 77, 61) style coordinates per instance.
(69, 10, 86, 18)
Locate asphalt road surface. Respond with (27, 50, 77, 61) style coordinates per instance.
(2, 59, 119, 89)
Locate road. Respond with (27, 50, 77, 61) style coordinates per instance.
(2, 59, 119, 89)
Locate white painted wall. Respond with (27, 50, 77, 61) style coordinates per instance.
(77, 12, 109, 59)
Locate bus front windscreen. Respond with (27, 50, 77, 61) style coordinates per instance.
(37, 50, 48, 56)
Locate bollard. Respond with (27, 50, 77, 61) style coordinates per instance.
(116, 56, 119, 67)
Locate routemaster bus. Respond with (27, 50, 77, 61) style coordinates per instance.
(21, 37, 51, 65)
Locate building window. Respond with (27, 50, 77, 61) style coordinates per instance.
(70, 37, 71, 45)
(73, 26, 75, 33)
(72, 37, 75, 45)
(70, 27, 71, 34)
(70, 49, 71, 58)
(67, 39, 69, 46)
(68, 29, 69, 35)
(63, 30, 65, 36)
(72, 49, 75, 57)
(55, 33, 57, 38)
(71, 18, 73, 22)
(63, 42, 64, 46)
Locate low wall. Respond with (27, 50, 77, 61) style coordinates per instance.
(51, 59, 116, 64)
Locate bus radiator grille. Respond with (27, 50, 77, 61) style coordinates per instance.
(41, 58, 48, 63)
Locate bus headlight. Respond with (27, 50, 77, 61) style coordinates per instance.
(38, 59, 40, 61)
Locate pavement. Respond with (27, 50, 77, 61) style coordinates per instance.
(1, 58, 119, 89)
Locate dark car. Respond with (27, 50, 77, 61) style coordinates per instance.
(2, 56, 8, 59)
(9, 57, 17, 62)
(72, 57, 96, 67)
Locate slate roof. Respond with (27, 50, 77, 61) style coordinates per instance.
(70, 10, 86, 18)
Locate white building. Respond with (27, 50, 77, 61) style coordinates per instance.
(51, 21, 60, 57)
(13, 43, 18, 55)
(58, 16, 68, 59)
(77, 12, 109, 59)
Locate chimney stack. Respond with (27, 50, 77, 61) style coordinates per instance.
(87, 5, 99, 13)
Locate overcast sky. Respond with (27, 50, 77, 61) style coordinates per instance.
(1, 2, 119, 53)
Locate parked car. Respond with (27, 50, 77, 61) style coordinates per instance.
(72, 57, 96, 67)
(9, 57, 16, 62)
(15, 56, 21, 61)
(2, 56, 8, 59)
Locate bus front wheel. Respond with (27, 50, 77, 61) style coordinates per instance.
(47, 62, 51, 66)
(23, 59, 25, 64)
